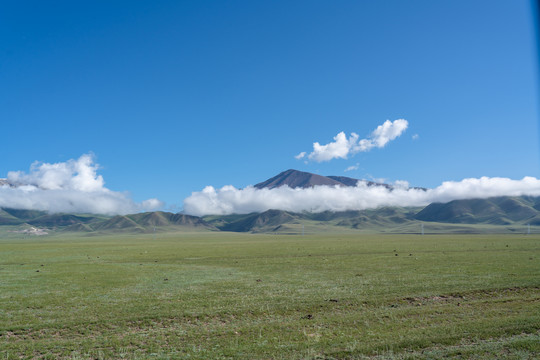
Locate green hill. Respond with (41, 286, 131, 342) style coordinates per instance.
(2, 195, 540, 235)
(415, 196, 539, 225)
(0, 208, 25, 225)
(91, 211, 216, 233)
(92, 215, 146, 233)
(211, 209, 299, 232)
(28, 214, 104, 227)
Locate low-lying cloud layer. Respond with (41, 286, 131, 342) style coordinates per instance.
(0, 154, 163, 214)
(183, 176, 540, 216)
(297, 119, 408, 162)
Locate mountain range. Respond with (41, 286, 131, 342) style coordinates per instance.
(1, 170, 538, 235)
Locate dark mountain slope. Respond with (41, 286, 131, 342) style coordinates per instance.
(0, 209, 25, 225)
(215, 209, 298, 232)
(326, 175, 360, 187)
(28, 214, 103, 227)
(254, 169, 395, 190)
(254, 169, 344, 189)
(2, 208, 48, 221)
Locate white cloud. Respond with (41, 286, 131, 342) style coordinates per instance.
(295, 152, 306, 160)
(393, 180, 410, 189)
(344, 163, 359, 172)
(183, 176, 540, 216)
(301, 119, 409, 162)
(366, 119, 408, 149)
(308, 131, 359, 162)
(0, 154, 163, 215)
(412, 134, 419, 140)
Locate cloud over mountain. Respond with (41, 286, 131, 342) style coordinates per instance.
(296, 119, 408, 162)
(0, 154, 163, 214)
(183, 176, 540, 216)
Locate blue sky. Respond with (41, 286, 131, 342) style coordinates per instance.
(1, 1, 539, 213)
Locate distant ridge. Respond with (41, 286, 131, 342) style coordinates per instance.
(1, 168, 539, 235)
(254, 169, 389, 189)
(1, 195, 539, 235)
(0, 209, 216, 234)
(415, 196, 540, 225)
(83, 212, 217, 233)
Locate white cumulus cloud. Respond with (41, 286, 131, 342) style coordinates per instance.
(0, 154, 163, 215)
(308, 131, 360, 162)
(300, 119, 409, 162)
(183, 176, 540, 216)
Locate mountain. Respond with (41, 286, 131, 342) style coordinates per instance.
(327, 176, 392, 189)
(254, 169, 344, 189)
(254, 169, 389, 189)
(124, 211, 214, 229)
(415, 196, 540, 225)
(203, 207, 424, 233)
(0, 208, 25, 225)
(2, 208, 48, 221)
(0, 208, 216, 234)
(28, 214, 103, 227)
(85, 211, 216, 233)
(92, 215, 146, 233)
(207, 209, 300, 233)
(2, 165, 540, 235)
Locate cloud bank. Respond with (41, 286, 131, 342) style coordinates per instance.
(0, 154, 163, 215)
(183, 176, 540, 216)
(296, 119, 408, 162)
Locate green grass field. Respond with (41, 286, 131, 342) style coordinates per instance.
(0, 232, 539, 359)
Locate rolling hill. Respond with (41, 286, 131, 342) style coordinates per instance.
(0, 209, 216, 234)
(416, 196, 540, 225)
(1, 195, 538, 235)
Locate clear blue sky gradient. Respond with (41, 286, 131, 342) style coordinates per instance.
(1, 1, 538, 209)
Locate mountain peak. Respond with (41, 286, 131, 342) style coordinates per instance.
(254, 169, 344, 189)
(253, 169, 391, 190)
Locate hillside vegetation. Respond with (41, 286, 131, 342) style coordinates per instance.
(1, 196, 539, 235)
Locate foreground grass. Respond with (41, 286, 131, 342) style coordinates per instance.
(0, 232, 538, 359)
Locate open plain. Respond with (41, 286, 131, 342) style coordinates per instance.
(0, 232, 539, 359)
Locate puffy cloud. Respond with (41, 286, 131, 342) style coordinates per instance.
(356, 119, 409, 151)
(7, 154, 104, 191)
(393, 180, 410, 189)
(183, 176, 540, 216)
(308, 131, 359, 162)
(0, 154, 163, 214)
(301, 119, 409, 162)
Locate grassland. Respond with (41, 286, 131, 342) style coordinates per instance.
(0, 232, 539, 359)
